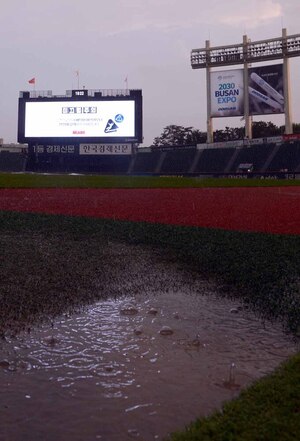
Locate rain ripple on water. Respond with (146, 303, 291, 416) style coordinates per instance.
(0, 289, 298, 441)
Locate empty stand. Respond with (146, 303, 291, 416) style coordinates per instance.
(16, 140, 300, 176)
(159, 148, 197, 174)
(265, 141, 300, 172)
(29, 154, 131, 174)
(228, 143, 276, 173)
(193, 148, 235, 173)
(0, 152, 27, 172)
(131, 150, 162, 174)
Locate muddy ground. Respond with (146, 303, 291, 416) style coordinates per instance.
(0, 229, 198, 336)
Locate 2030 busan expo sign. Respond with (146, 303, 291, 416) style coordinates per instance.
(210, 69, 244, 117)
(210, 64, 284, 118)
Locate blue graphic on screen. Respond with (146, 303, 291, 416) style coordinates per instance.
(104, 119, 119, 133)
(115, 114, 124, 123)
(104, 113, 125, 133)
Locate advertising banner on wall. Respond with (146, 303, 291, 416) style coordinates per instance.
(210, 69, 244, 117)
(248, 64, 284, 115)
(79, 144, 132, 155)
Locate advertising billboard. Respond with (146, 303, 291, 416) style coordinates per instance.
(79, 144, 132, 155)
(210, 64, 284, 118)
(210, 69, 244, 117)
(248, 64, 284, 115)
(18, 91, 143, 144)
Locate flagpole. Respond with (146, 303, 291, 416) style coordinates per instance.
(74, 70, 80, 89)
(28, 77, 36, 93)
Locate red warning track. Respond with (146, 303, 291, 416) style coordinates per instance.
(0, 187, 299, 235)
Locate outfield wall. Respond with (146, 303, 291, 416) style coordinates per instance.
(4, 139, 298, 178)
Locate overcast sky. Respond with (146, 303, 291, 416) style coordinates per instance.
(0, 0, 299, 145)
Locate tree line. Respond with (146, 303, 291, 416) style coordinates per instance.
(151, 122, 300, 147)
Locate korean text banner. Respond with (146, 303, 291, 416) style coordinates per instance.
(248, 64, 284, 115)
(24, 100, 135, 138)
(210, 69, 244, 117)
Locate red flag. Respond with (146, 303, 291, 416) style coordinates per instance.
(28, 78, 35, 84)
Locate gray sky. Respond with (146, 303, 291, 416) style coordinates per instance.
(0, 0, 299, 146)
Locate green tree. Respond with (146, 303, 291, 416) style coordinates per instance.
(152, 125, 206, 147)
(152, 121, 300, 147)
(185, 129, 207, 144)
(252, 121, 281, 138)
(293, 123, 300, 134)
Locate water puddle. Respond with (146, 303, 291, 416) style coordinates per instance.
(0, 244, 298, 441)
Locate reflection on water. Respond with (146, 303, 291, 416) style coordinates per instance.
(0, 285, 297, 441)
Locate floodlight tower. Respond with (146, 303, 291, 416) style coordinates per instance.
(191, 29, 300, 143)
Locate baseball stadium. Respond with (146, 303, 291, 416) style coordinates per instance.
(0, 29, 300, 441)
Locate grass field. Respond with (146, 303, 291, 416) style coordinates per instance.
(0, 172, 300, 188)
(0, 173, 299, 440)
(168, 352, 300, 441)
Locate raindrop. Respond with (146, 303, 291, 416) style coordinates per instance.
(191, 337, 201, 347)
(127, 428, 140, 438)
(120, 303, 138, 316)
(17, 360, 32, 371)
(44, 336, 60, 346)
(230, 308, 239, 314)
(159, 326, 173, 336)
(0, 360, 10, 369)
(148, 307, 158, 315)
(134, 327, 143, 336)
(222, 363, 240, 390)
(8, 365, 17, 372)
(104, 365, 114, 372)
(229, 362, 236, 384)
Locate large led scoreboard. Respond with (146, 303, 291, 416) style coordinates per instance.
(18, 89, 143, 145)
(18, 89, 142, 172)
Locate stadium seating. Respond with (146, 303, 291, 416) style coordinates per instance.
(131, 150, 162, 174)
(265, 141, 300, 172)
(19, 140, 300, 176)
(78, 156, 131, 174)
(193, 148, 235, 173)
(228, 143, 276, 173)
(159, 148, 196, 174)
(0, 152, 27, 172)
(26, 154, 131, 174)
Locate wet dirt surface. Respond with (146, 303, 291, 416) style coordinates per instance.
(0, 244, 297, 441)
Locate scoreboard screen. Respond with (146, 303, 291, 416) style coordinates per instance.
(18, 90, 143, 144)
